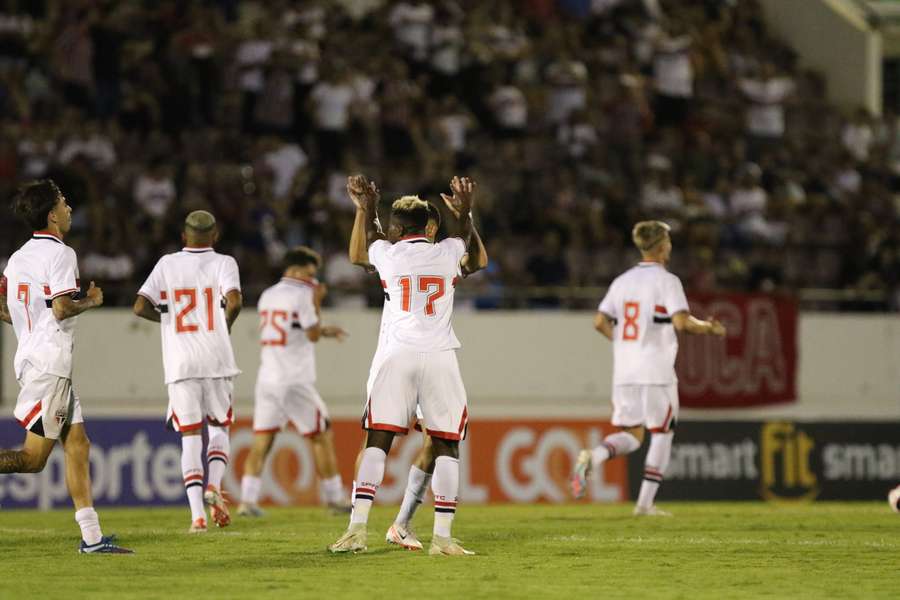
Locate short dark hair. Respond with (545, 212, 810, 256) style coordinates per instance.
(391, 196, 430, 236)
(283, 246, 321, 270)
(426, 202, 441, 228)
(12, 180, 62, 231)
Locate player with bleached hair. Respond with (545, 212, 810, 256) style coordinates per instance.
(343, 175, 488, 551)
(0, 180, 132, 553)
(237, 245, 350, 516)
(572, 220, 726, 515)
(133, 210, 243, 532)
(329, 175, 484, 555)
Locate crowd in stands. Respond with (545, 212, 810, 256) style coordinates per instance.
(1, 0, 899, 309)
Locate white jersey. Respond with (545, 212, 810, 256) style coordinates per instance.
(257, 277, 320, 385)
(368, 237, 466, 354)
(138, 247, 241, 384)
(598, 261, 690, 385)
(3, 232, 81, 380)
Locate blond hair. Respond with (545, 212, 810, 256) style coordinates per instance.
(632, 220, 671, 252)
(391, 195, 428, 211)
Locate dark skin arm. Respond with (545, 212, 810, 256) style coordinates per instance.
(593, 312, 615, 340)
(461, 226, 488, 277)
(224, 289, 242, 333)
(346, 174, 386, 263)
(132, 295, 161, 323)
(52, 281, 103, 321)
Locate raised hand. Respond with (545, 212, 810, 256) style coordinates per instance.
(86, 281, 103, 308)
(347, 174, 380, 210)
(440, 176, 476, 219)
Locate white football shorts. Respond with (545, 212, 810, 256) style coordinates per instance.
(15, 362, 83, 440)
(253, 380, 329, 437)
(364, 350, 468, 440)
(166, 377, 234, 432)
(611, 383, 678, 432)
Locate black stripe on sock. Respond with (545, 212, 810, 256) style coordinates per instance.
(643, 476, 663, 484)
(435, 507, 456, 514)
(355, 493, 374, 501)
(208, 457, 228, 465)
(185, 481, 203, 490)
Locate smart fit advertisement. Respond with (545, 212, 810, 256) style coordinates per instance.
(1, 418, 898, 509)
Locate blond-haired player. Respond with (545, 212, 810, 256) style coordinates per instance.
(237, 246, 349, 516)
(0, 180, 132, 553)
(345, 175, 488, 551)
(329, 175, 483, 556)
(571, 221, 726, 515)
(133, 210, 243, 532)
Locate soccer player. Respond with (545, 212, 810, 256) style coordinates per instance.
(329, 175, 481, 555)
(237, 246, 350, 516)
(133, 210, 242, 533)
(571, 220, 726, 515)
(345, 174, 488, 551)
(0, 180, 132, 553)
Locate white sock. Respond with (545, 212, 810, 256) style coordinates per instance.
(350, 447, 386, 526)
(241, 475, 261, 505)
(207, 425, 230, 491)
(182, 435, 206, 521)
(431, 456, 459, 539)
(395, 465, 432, 526)
(321, 474, 343, 505)
(75, 507, 103, 545)
(592, 431, 641, 465)
(637, 432, 674, 509)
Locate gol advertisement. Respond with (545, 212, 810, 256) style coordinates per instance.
(0, 418, 627, 509)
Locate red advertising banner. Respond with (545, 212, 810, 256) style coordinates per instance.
(677, 293, 798, 408)
(225, 419, 628, 506)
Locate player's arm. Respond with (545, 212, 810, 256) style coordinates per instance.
(440, 175, 476, 252)
(594, 311, 615, 340)
(224, 289, 242, 333)
(132, 294, 161, 323)
(52, 281, 103, 321)
(0, 276, 10, 324)
(347, 174, 386, 266)
(304, 284, 347, 342)
(461, 226, 488, 277)
(671, 311, 726, 336)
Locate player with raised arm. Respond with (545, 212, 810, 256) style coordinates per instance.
(345, 175, 488, 550)
(237, 246, 350, 516)
(329, 175, 482, 556)
(571, 221, 726, 515)
(0, 180, 132, 553)
(133, 211, 243, 533)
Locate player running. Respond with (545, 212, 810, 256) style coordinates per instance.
(329, 175, 482, 556)
(345, 175, 488, 551)
(571, 220, 726, 515)
(237, 246, 350, 516)
(0, 180, 132, 553)
(133, 210, 242, 533)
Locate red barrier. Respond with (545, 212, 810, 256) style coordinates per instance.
(677, 293, 798, 407)
(226, 419, 628, 506)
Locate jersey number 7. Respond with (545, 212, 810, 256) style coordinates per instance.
(174, 287, 216, 333)
(398, 275, 445, 316)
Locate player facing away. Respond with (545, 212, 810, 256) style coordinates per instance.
(571, 221, 726, 515)
(329, 175, 481, 556)
(237, 246, 350, 516)
(0, 180, 132, 553)
(346, 175, 489, 550)
(133, 210, 243, 533)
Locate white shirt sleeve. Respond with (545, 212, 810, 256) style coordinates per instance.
(297, 289, 320, 330)
(440, 237, 467, 263)
(598, 281, 618, 318)
(664, 274, 690, 315)
(137, 258, 165, 304)
(48, 247, 79, 299)
(368, 239, 390, 272)
(220, 256, 241, 295)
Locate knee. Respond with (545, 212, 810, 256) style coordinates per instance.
(365, 430, 394, 453)
(430, 437, 459, 460)
(65, 435, 91, 459)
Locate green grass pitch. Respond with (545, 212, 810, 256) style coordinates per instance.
(0, 502, 895, 599)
